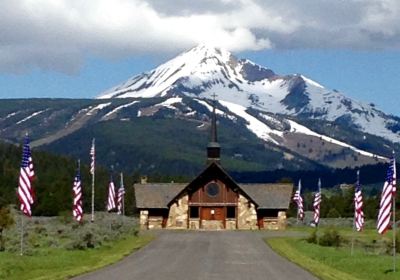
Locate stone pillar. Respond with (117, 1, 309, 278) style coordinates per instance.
(277, 211, 287, 230)
(140, 210, 149, 230)
(167, 195, 189, 229)
(237, 194, 258, 229)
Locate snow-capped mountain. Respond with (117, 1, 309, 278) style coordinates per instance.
(99, 44, 400, 144)
(1, 45, 399, 174)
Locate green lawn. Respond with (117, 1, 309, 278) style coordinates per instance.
(267, 233, 400, 280)
(0, 234, 153, 280)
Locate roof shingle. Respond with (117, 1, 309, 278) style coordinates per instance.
(239, 183, 293, 209)
(134, 183, 187, 209)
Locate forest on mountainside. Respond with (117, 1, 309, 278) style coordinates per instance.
(0, 140, 397, 218)
(0, 141, 138, 216)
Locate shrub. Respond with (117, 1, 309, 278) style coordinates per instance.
(385, 231, 400, 254)
(326, 208, 341, 218)
(0, 206, 15, 251)
(319, 227, 342, 247)
(306, 229, 317, 244)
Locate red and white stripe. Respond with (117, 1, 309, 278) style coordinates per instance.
(377, 156, 396, 234)
(354, 191, 364, 231)
(117, 186, 125, 215)
(72, 172, 83, 222)
(18, 166, 34, 216)
(293, 180, 304, 221)
(90, 139, 95, 176)
(117, 173, 125, 215)
(313, 180, 322, 225)
(107, 180, 116, 211)
(17, 137, 35, 217)
(354, 171, 364, 231)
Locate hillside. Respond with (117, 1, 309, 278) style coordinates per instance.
(0, 141, 135, 216)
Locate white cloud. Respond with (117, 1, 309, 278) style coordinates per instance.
(0, 0, 399, 73)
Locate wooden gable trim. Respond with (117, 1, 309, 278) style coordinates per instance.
(167, 161, 257, 207)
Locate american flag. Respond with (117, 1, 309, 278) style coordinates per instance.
(117, 173, 125, 215)
(313, 178, 322, 225)
(293, 180, 304, 221)
(72, 167, 83, 222)
(90, 139, 95, 176)
(354, 170, 364, 231)
(107, 176, 116, 211)
(17, 135, 35, 217)
(377, 155, 396, 234)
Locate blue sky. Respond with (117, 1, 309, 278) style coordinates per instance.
(0, 0, 399, 115)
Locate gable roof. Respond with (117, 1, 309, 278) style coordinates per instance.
(167, 161, 256, 207)
(239, 183, 293, 209)
(134, 183, 187, 209)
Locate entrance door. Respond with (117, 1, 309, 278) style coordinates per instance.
(201, 207, 224, 220)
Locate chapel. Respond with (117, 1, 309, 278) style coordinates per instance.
(134, 99, 293, 230)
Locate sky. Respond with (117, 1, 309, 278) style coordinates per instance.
(0, 0, 399, 115)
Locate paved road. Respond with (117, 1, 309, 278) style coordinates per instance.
(73, 231, 318, 280)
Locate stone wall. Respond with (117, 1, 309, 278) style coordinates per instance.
(148, 217, 163, 229)
(226, 219, 237, 230)
(167, 194, 189, 229)
(201, 220, 224, 230)
(189, 219, 200, 229)
(237, 194, 258, 229)
(278, 211, 287, 229)
(139, 210, 164, 229)
(263, 211, 287, 230)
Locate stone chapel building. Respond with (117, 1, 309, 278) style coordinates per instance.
(134, 100, 293, 230)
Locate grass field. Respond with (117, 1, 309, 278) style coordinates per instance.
(0, 233, 153, 280)
(0, 213, 153, 280)
(267, 228, 400, 280)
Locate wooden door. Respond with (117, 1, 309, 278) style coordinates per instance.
(201, 207, 225, 221)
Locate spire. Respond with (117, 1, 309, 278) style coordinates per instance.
(207, 93, 221, 164)
(211, 93, 218, 143)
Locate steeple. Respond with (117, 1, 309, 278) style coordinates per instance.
(207, 93, 221, 164)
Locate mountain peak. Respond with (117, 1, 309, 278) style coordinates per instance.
(185, 44, 231, 58)
(96, 45, 400, 143)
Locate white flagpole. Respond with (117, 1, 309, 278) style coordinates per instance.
(91, 138, 95, 223)
(316, 178, 321, 246)
(392, 152, 396, 272)
(121, 172, 125, 217)
(392, 195, 396, 272)
(20, 215, 24, 256)
(296, 180, 301, 225)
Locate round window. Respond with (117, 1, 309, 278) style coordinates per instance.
(206, 182, 220, 197)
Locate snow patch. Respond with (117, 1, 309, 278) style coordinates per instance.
(87, 102, 112, 115)
(5, 112, 19, 119)
(301, 75, 324, 89)
(102, 101, 139, 119)
(16, 110, 47, 125)
(219, 100, 282, 144)
(287, 119, 387, 160)
(195, 99, 236, 121)
(155, 97, 182, 110)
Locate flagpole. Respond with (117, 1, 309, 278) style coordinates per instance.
(351, 212, 356, 256)
(296, 179, 301, 225)
(91, 138, 95, 223)
(121, 172, 125, 217)
(20, 214, 24, 256)
(392, 195, 396, 272)
(317, 195, 320, 245)
(392, 151, 396, 272)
